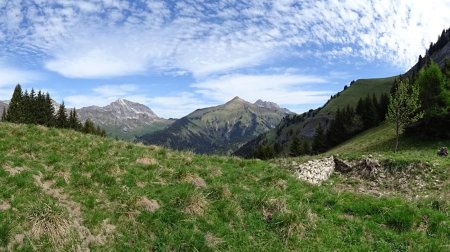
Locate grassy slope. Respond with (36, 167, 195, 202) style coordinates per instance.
(319, 76, 397, 115)
(236, 77, 397, 157)
(104, 120, 172, 141)
(0, 123, 448, 251)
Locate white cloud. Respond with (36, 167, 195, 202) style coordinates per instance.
(192, 73, 331, 105)
(3, 0, 449, 79)
(0, 66, 41, 87)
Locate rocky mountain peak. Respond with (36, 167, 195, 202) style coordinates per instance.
(254, 99, 281, 109)
(254, 99, 293, 114)
(77, 99, 165, 134)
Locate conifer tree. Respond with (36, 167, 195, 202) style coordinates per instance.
(302, 141, 311, 155)
(312, 124, 327, 154)
(290, 135, 302, 157)
(5, 84, 23, 123)
(416, 60, 449, 119)
(55, 102, 68, 128)
(83, 119, 96, 134)
(68, 108, 81, 130)
(43, 93, 55, 126)
(378, 93, 390, 121)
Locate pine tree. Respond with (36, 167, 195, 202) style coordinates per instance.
(6, 84, 23, 123)
(363, 94, 377, 128)
(290, 135, 302, 157)
(22, 90, 31, 124)
(68, 108, 81, 130)
(416, 60, 449, 119)
(83, 119, 96, 134)
(43, 93, 55, 127)
(378, 93, 390, 121)
(372, 94, 380, 124)
(312, 124, 327, 154)
(55, 102, 68, 128)
(301, 141, 311, 155)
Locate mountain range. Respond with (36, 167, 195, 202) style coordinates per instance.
(77, 99, 173, 140)
(236, 28, 450, 158)
(137, 96, 293, 154)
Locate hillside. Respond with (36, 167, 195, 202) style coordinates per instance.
(236, 77, 396, 157)
(137, 97, 292, 154)
(77, 99, 173, 140)
(0, 123, 448, 250)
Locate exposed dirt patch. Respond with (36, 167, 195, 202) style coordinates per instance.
(33, 172, 115, 251)
(7, 233, 25, 251)
(93, 219, 116, 245)
(0, 200, 11, 211)
(3, 165, 26, 176)
(183, 174, 207, 188)
(136, 157, 158, 165)
(137, 197, 160, 213)
(136, 181, 146, 188)
(332, 157, 446, 199)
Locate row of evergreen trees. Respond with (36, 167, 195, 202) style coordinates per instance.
(1, 84, 106, 137)
(405, 60, 450, 138)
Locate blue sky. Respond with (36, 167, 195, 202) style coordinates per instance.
(0, 0, 449, 118)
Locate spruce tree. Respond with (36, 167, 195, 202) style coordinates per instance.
(416, 60, 449, 119)
(290, 135, 302, 157)
(360, 94, 377, 129)
(312, 124, 327, 154)
(378, 93, 390, 121)
(6, 84, 23, 123)
(68, 108, 81, 130)
(55, 102, 68, 128)
(43, 93, 55, 127)
(301, 141, 311, 155)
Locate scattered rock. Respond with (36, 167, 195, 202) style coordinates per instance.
(293, 157, 334, 184)
(138, 197, 160, 213)
(437, 147, 448, 157)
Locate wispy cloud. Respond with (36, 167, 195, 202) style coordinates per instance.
(1, 1, 449, 79)
(192, 73, 331, 105)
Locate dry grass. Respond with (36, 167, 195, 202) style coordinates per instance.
(184, 194, 208, 216)
(137, 197, 160, 213)
(28, 203, 71, 247)
(182, 174, 207, 188)
(205, 232, 224, 249)
(136, 157, 158, 165)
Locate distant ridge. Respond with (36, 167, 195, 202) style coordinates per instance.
(77, 99, 172, 140)
(137, 97, 293, 154)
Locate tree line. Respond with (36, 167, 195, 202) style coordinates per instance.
(1, 84, 106, 137)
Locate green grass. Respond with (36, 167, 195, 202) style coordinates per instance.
(0, 123, 449, 251)
(320, 76, 397, 115)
